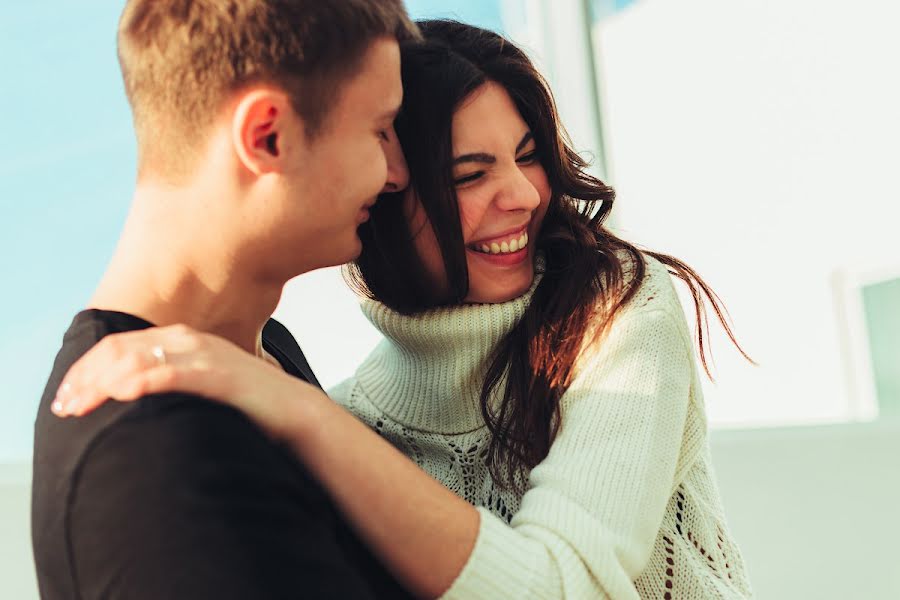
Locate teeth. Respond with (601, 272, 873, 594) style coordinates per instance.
(472, 230, 530, 255)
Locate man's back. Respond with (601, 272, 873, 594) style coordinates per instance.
(32, 310, 409, 599)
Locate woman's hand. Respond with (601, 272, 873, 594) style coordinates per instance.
(52, 324, 320, 440)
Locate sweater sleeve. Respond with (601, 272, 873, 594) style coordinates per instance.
(441, 308, 694, 600)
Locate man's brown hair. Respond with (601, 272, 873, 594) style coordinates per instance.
(117, 0, 419, 179)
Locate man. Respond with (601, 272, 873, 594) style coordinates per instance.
(32, 1, 418, 598)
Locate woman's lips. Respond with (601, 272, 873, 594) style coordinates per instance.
(467, 228, 529, 255)
(466, 240, 529, 267)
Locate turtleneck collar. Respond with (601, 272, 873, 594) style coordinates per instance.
(354, 270, 543, 434)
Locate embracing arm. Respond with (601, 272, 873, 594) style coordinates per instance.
(282, 390, 480, 599)
(442, 309, 694, 599)
(273, 308, 693, 599)
(55, 307, 694, 599)
(53, 328, 476, 599)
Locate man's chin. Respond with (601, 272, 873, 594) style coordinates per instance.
(340, 233, 364, 265)
(299, 233, 362, 272)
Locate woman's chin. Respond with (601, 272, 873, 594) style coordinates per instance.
(464, 268, 535, 305)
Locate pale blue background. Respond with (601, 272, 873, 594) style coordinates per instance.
(1, 4, 135, 462)
(0, 3, 506, 461)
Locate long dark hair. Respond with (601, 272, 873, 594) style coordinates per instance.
(347, 20, 752, 492)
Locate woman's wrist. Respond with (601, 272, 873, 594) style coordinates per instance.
(268, 375, 331, 448)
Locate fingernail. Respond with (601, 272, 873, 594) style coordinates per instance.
(52, 394, 81, 417)
(51, 398, 66, 416)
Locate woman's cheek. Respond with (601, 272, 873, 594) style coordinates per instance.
(459, 177, 544, 241)
(528, 166, 552, 201)
(457, 192, 488, 240)
(530, 171, 552, 223)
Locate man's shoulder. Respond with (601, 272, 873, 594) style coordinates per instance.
(33, 311, 308, 499)
(31, 311, 310, 591)
(33, 310, 158, 479)
(34, 312, 308, 467)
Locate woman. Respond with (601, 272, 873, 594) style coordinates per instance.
(53, 20, 753, 599)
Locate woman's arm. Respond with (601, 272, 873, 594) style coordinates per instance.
(285, 388, 479, 598)
(52, 325, 477, 599)
(54, 305, 695, 599)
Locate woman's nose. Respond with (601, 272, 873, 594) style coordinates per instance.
(493, 166, 541, 212)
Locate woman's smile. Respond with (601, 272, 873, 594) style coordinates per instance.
(467, 226, 529, 255)
(466, 226, 530, 267)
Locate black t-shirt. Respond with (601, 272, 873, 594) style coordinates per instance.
(32, 310, 411, 600)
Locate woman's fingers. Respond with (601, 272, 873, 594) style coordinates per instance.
(49, 322, 279, 426)
(52, 325, 206, 417)
(50, 321, 310, 441)
(61, 358, 185, 416)
(53, 346, 166, 416)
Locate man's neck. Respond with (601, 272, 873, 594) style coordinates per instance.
(89, 186, 286, 357)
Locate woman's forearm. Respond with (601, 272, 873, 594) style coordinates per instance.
(281, 385, 480, 599)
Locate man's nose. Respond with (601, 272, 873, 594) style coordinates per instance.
(381, 127, 410, 193)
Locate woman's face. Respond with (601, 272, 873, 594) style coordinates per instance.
(406, 81, 551, 304)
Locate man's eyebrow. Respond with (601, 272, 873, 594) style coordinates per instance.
(378, 105, 401, 121)
(452, 132, 535, 166)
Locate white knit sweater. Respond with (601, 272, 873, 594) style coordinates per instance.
(329, 255, 752, 599)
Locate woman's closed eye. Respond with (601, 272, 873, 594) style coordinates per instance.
(455, 152, 540, 186)
(453, 171, 485, 186)
(516, 150, 539, 164)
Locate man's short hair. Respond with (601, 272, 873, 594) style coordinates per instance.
(118, 0, 419, 179)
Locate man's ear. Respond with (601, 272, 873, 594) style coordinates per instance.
(232, 89, 299, 176)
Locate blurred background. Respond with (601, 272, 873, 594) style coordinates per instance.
(2, 0, 898, 597)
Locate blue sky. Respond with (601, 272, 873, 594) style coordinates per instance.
(0, 2, 506, 461)
(1, 4, 135, 461)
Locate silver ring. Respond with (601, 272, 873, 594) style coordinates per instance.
(150, 345, 167, 366)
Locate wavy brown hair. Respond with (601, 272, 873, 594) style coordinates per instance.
(347, 20, 752, 492)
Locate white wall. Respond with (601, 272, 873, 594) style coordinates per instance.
(710, 421, 900, 598)
(593, 0, 900, 428)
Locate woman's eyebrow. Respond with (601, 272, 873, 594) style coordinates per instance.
(453, 152, 496, 166)
(452, 132, 535, 166)
(515, 131, 534, 154)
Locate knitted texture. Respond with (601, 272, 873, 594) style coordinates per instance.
(330, 256, 752, 599)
